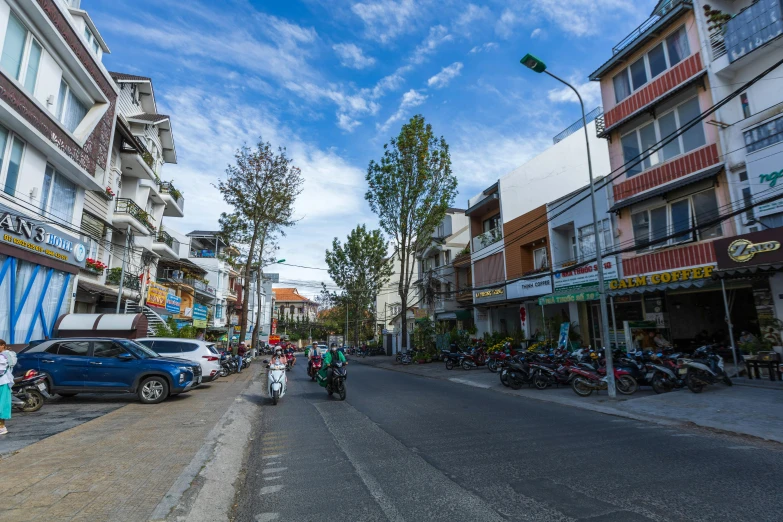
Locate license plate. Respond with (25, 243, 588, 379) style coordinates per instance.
(197, 376, 202, 384)
(678, 368, 688, 375)
(645, 373, 654, 381)
(37, 382, 46, 391)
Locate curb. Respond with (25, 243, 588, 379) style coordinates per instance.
(352, 358, 783, 445)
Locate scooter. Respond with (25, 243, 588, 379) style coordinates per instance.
(325, 361, 347, 400)
(12, 369, 49, 412)
(285, 351, 296, 371)
(308, 355, 323, 381)
(265, 359, 287, 405)
(679, 345, 732, 393)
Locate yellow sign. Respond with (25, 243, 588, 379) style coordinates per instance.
(475, 288, 504, 299)
(727, 239, 780, 263)
(193, 319, 207, 328)
(609, 265, 714, 290)
(146, 282, 168, 308)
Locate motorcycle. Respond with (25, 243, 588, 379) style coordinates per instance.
(460, 348, 487, 370)
(645, 352, 686, 393)
(487, 343, 516, 373)
(501, 354, 533, 389)
(325, 361, 347, 400)
(11, 369, 49, 412)
(569, 365, 638, 397)
(308, 355, 323, 381)
(285, 351, 296, 371)
(444, 351, 464, 370)
(679, 345, 732, 393)
(265, 359, 287, 405)
(528, 359, 573, 390)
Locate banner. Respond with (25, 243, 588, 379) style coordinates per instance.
(553, 256, 618, 290)
(193, 303, 208, 328)
(166, 293, 182, 314)
(146, 282, 168, 309)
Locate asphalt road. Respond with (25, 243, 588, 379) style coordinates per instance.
(233, 358, 783, 522)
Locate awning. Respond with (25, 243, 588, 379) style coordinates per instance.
(436, 310, 472, 320)
(712, 263, 783, 279)
(610, 164, 723, 212)
(77, 280, 118, 298)
(607, 279, 708, 296)
(538, 288, 601, 306)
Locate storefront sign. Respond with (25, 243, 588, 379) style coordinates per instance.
(474, 286, 506, 304)
(146, 282, 168, 309)
(608, 265, 714, 290)
(193, 303, 208, 328)
(506, 274, 552, 299)
(747, 141, 783, 217)
(165, 293, 181, 314)
(715, 229, 783, 269)
(269, 334, 281, 345)
(538, 290, 600, 306)
(0, 203, 87, 268)
(553, 256, 618, 290)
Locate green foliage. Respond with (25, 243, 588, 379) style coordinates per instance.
(365, 115, 458, 349)
(154, 317, 198, 339)
(412, 317, 436, 351)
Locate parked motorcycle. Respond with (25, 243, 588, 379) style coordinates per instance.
(444, 351, 464, 370)
(265, 358, 287, 405)
(528, 359, 573, 390)
(308, 355, 323, 381)
(503, 355, 534, 390)
(11, 369, 49, 412)
(460, 348, 487, 370)
(487, 343, 516, 373)
(679, 345, 732, 393)
(569, 365, 638, 397)
(326, 361, 347, 400)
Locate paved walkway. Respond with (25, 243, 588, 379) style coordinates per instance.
(0, 368, 259, 522)
(354, 356, 783, 444)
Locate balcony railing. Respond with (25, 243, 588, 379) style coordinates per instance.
(613, 0, 684, 55)
(159, 181, 185, 209)
(184, 277, 212, 295)
(710, 30, 727, 60)
(553, 107, 603, 144)
(115, 198, 156, 233)
(472, 228, 503, 252)
(106, 269, 140, 290)
(724, 0, 783, 63)
(456, 288, 473, 301)
(155, 230, 180, 252)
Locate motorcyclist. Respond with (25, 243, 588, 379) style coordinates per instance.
(323, 342, 347, 386)
(268, 347, 286, 368)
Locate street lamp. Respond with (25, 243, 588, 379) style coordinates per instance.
(520, 53, 617, 398)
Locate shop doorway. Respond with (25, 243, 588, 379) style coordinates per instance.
(589, 302, 604, 349)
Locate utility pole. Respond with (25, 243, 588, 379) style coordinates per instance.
(115, 225, 131, 314)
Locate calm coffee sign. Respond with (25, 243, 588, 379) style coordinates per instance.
(715, 229, 783, 269)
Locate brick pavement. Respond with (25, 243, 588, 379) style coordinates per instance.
(0, 368, 258, 522)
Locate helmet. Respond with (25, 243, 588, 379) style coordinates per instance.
(274, 347, 282, 355)
(330, 343, 337, 351)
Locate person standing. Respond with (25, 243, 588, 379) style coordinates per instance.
(0, 340, 14, 436)
(237, 343, 247, 373)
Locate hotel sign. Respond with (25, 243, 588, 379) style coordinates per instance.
(609, 266, 714, 290)
(0, 203, 87, 268)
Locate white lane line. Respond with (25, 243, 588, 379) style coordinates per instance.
(263, 476, 281, 481)
(262, 454, 282, 459)
(259, 485, 284, 495)
(448, 378, 492, 389)
(262, 467, 287, 474)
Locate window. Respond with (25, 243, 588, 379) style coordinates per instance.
(56, 80, 88, 133)
(56, 341, 90, 356)
(578, 220, 612, 260)
(612, 25, 691, 103)
(571, 235, 578, 262)
(444, 250, 450, 265)
(533, 247, 548, 269)
(621, 97, 706, 177)
(483, 214, 500, 232)
(41, 165, 77, 222)
(92, 342, 125, 358)
(3, 136, 24, 197)
(631, 188, 721, 250)
(744, 114, 783, 154)
(87, 238, 98, 260)
(1, 12, 43, 95)
(83, 26, 100, 55)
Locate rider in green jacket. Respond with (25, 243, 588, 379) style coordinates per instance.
(319, 343, 346, 386)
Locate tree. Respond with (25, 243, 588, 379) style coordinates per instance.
(154, 317, 198, 339)
(325, 225, 393, 347)
(365, 115, 458, 349)
(217, 140, 304, 352)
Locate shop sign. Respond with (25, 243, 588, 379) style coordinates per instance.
(193, 303, 208, 328)
(538, 290, 600, 306)
(165, 293, 181, 314)
(747, 141, 783, 217)
(474, 286, 506, 303)
(269, 334, 281, 345)
(714, 229, 783, 269)
(0, 202, 88, 268)
(553, 256, 618, 290)
(506, 274, 552, 299)
(608, 265, 714, 290)
(146, 282, 168, 308)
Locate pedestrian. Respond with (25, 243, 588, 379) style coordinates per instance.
(0, 339, 14, 435)
(237, 342, 246, 373)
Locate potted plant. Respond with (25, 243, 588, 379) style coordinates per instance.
(104, 186, 115, 200)
(85, 258, 107, 274)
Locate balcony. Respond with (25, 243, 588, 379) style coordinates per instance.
(553, 107, 603, 145)
(114, 198, 156, 235)
(184, 277, 216, 299)
(152, 230, 180, 260)
(456, 288, 473, 303)
(613, 0, 686, 55)
(106, 268, 140, 291)
(159, 181, 185, 218)
(472, 228, 503, 253)
(226, 288, 238, 302)
(724, 0, 783, 64)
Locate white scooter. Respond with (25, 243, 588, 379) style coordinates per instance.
(265, 359, 287, 405)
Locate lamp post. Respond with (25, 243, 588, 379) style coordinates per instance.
(520, 54, 616, 398)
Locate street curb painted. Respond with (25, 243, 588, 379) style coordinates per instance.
(351, 358, 783, 444)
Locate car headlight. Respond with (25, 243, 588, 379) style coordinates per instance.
(178, 366, 192, 384)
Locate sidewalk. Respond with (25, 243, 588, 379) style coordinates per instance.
(0, 368, 259, 522)
(354, 356, 783, 444)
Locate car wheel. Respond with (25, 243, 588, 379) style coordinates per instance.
(138, 376, 170, 404)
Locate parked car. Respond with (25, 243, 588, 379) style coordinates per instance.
(136, 338, 221, 383)
(14, 338, 200, 404)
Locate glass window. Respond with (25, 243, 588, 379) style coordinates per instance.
(741, 186, 754, 222)
(648, 43, 667, 78)
(678, 97, 706, 152)
(613, 71, 631, 103)
(41, 164, 52, 211)
(621, 132, 642, 177)
(23, 39, 41, 94)
(666, 26, 690, 66)
(4, 137, 24, 196)
(0, 127, 7, 183)
(42, 165, 76, 222)
(658, 111, 680, 161)
(632, 211, 650, 249)
(93, 342, 125, 358)
(1, 12, 27, 80)
(118, 339, 157, 358)
(56, 80, 88, 133)
(670, 199, 691, 243)
(533, 247, 548, 269)
(693, 189, 722, 239)
(58, 341, 89, 356)
(740, 93, 751, 119)
(650, 207, 668, 245)
(630, 58, 648, 90)
(639, 122, 658, 169)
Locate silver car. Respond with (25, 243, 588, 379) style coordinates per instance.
(136, 338, 222, 383)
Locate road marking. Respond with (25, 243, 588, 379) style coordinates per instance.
(259, 485, 284, 495)
(263, 476, 281, 481)
(255, 514, 279, 521)
(727, 446, 758, 450)
(262, 454, 282, 459)
(262, 467, 287, 474)
(447, 378, 491, 389)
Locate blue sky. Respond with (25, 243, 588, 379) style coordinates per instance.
(88, 0, 657, 295)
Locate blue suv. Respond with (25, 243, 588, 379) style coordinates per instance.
(15, 338, 201, 404)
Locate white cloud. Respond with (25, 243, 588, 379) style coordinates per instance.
(378, 89, 427, 133)
(332, 42, 376, 69)
(337, 113, 362, 132)
(530, 28, 543, 38)
(351, 0, 417, 43)
(454, 4, 490, 34)
(411, 25, 452, 64)
(469, 42, 498, 54)
(427, 62, 463, 89)
(547, 79, 602, 109)
(495, 9, 517, 39)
